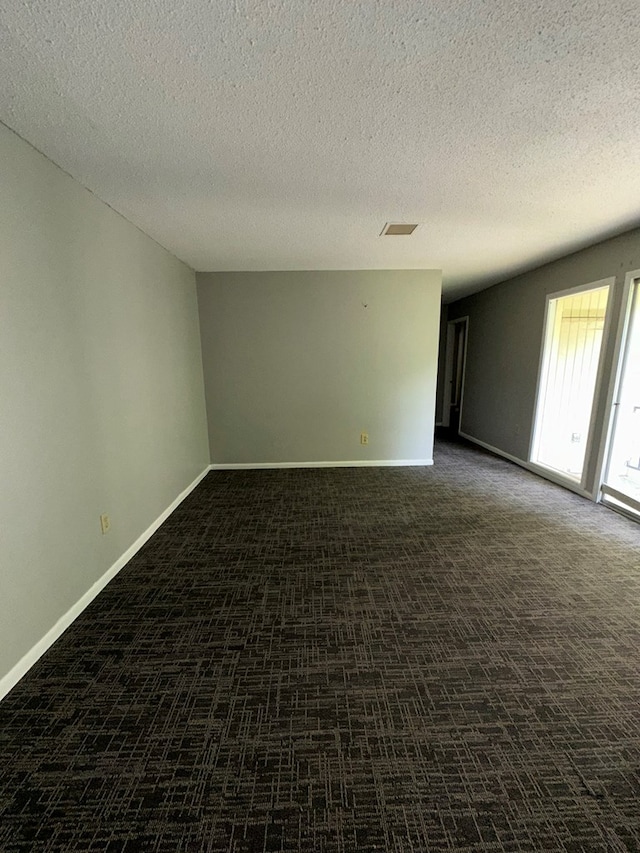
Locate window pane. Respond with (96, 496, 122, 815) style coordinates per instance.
(532, 286, 609, 481)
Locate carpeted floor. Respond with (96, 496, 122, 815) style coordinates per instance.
(1, 440, 640, 852)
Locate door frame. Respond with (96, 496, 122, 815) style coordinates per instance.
(596, 269, 640, 514)
(528, 277, 615, 496)
(441, 316, 469, 431)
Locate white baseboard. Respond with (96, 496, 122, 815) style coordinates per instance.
(458, 431, 593, 500)
(209, 459, 433, 470)
(458, 431, 529, 469)
(0, 465, 210, 702)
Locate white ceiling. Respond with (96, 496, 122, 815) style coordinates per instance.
(2, 0, 640, 302)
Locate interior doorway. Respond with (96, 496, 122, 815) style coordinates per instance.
(442, 317, 468, 435)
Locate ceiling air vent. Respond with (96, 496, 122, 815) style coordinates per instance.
(381, 222, 419, 236)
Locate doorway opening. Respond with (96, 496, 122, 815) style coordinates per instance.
(530, 283, 611, 485)
(442, 317, 468, 436)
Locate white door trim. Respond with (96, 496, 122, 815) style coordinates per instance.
(528, 277, 615, 496)
(595, 270, 640, 504)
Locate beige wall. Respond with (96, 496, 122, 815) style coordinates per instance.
(197, 270, 442, 465)
(0, 124, 210, 684)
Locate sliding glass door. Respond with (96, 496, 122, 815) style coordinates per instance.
(601, 279, 640, 517)
(531, 283, 611, 485)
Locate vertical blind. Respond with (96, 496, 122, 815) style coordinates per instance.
(533, 286, 609, 480)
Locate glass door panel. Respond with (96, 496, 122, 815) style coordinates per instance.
(602, 281, 640, 516)
(532, 285, 610, 482)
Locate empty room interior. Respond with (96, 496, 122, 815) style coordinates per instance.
(1, 1, 640, 851)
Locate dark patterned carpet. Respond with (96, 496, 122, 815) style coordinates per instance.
(1, 440, 640, 852)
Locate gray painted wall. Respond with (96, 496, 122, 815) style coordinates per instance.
(0, 124, 210, 684)
(446, 226, 640, 493)
(197, 270, 442, 465)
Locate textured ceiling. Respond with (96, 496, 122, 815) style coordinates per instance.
(2, 0, 640, 301)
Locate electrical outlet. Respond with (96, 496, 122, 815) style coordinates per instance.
(100, 513, 111, 535)
(360, 432, 369, 446)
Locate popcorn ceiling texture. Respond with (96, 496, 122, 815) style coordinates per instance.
(1, 0, 639, 299)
